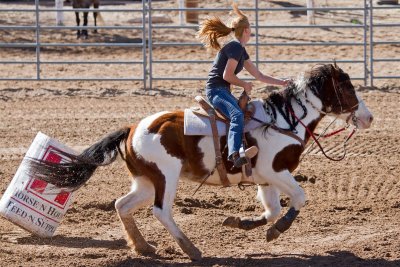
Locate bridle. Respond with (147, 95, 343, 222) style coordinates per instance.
(331, 76, 359, 114)
(289, 108, 356, 161)
(257, 71, 360, 161)
(294, 75, 360, 161)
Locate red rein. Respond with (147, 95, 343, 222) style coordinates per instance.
(318, 127, 346, 138)
(289, 108, 356, 161)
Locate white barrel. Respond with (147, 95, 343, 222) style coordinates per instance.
(0, 132, 77, 237)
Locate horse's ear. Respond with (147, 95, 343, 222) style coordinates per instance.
(330, 60, 340, 77)
(332, 59, 339, 71)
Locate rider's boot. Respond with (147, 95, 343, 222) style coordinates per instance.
(244, 146, 258, 159)
(230, 152, 248, 168)
(230, 146, 258, 168)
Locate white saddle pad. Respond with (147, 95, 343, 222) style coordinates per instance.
(184, 99, 271, 136)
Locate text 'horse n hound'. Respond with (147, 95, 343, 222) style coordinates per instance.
(27, 63, 373, 260)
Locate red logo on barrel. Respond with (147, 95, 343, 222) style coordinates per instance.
(27, 146, 71, 208)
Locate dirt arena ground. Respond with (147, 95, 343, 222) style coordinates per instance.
(1, 1, 400, 266)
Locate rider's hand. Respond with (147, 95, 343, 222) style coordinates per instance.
(243, 82, 253, 95)
(281, 78, 293, 87)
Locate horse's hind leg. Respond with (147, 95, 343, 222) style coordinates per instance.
(151, 165, 202, 260)
(115, 176, 156, 255)
(223, 185, 281, 230)
(74, 12, 81, 39)
(93, 2, 99, 33)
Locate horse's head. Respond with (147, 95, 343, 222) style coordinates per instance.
(306, 63, 373, 129)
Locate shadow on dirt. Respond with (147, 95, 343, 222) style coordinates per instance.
(16, 235, 126, 250)
(270, 1, 307, 18)
(14, 233, 399, 266)
(108, 250, 400, 267)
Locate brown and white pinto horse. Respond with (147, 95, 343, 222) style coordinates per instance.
(27, 64, 373, 260)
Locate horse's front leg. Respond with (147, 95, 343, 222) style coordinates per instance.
(74, 12, 81, 39)
(82, 11, 89, 39)
(265, 170, 305, 242)
(93, 2, 99, 33)
(223, 185, 281, 230)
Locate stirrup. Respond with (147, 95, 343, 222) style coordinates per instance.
(238, 166, 256, 189)
(237, 146, 258, 188)
(233, 156, 248, 168)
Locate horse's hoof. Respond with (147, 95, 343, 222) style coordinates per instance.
(266, 225, 281, 242)
(135, 243, 157, 255)
(222, 216, 241, 229)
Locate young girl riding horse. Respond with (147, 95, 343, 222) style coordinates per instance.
(197, 3, 290, 168)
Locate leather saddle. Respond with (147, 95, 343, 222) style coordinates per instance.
(192, 94, 256, 125)
(193, 93, 258, 187)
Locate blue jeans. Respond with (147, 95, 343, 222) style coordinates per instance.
(206, 88, 244, 158)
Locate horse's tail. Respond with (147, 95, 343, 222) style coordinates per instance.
(26, 127, 131, 191)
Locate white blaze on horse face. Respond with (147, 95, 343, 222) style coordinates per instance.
(352, 94, 373, 129)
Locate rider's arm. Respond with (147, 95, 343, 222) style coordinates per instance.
(223, 58, 252, 93)
(223, 58, 246, 87)
(244, 59, 288, 86)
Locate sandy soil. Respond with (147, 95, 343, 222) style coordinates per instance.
(1, 1, 400, 266)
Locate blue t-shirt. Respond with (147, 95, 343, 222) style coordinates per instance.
(205, 40, 250, 92)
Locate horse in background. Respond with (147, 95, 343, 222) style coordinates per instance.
(71, 0, 103, 39)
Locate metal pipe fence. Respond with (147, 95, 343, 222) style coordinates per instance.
(369, 2, 400, 87)
(148, 1, 369, 85)
(0, 0, 399, 88)
(0, 1, 147, 83)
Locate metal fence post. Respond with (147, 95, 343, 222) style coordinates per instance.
(148, 0, 153, 90)
(255, 0, 259, 69)
(35, 0, 41, 80)
(363, 0, 368, 86)
(142, 0, 147, 90)
(369, 0, 374, 87)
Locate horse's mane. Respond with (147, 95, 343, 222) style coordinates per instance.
(261, 64, 334, 133)
(305, 64, 337, 96)
(265, 63, 335, 107)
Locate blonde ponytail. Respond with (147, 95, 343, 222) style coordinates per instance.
(197, 17, 232, 50)
(197, 2, 250, 51)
